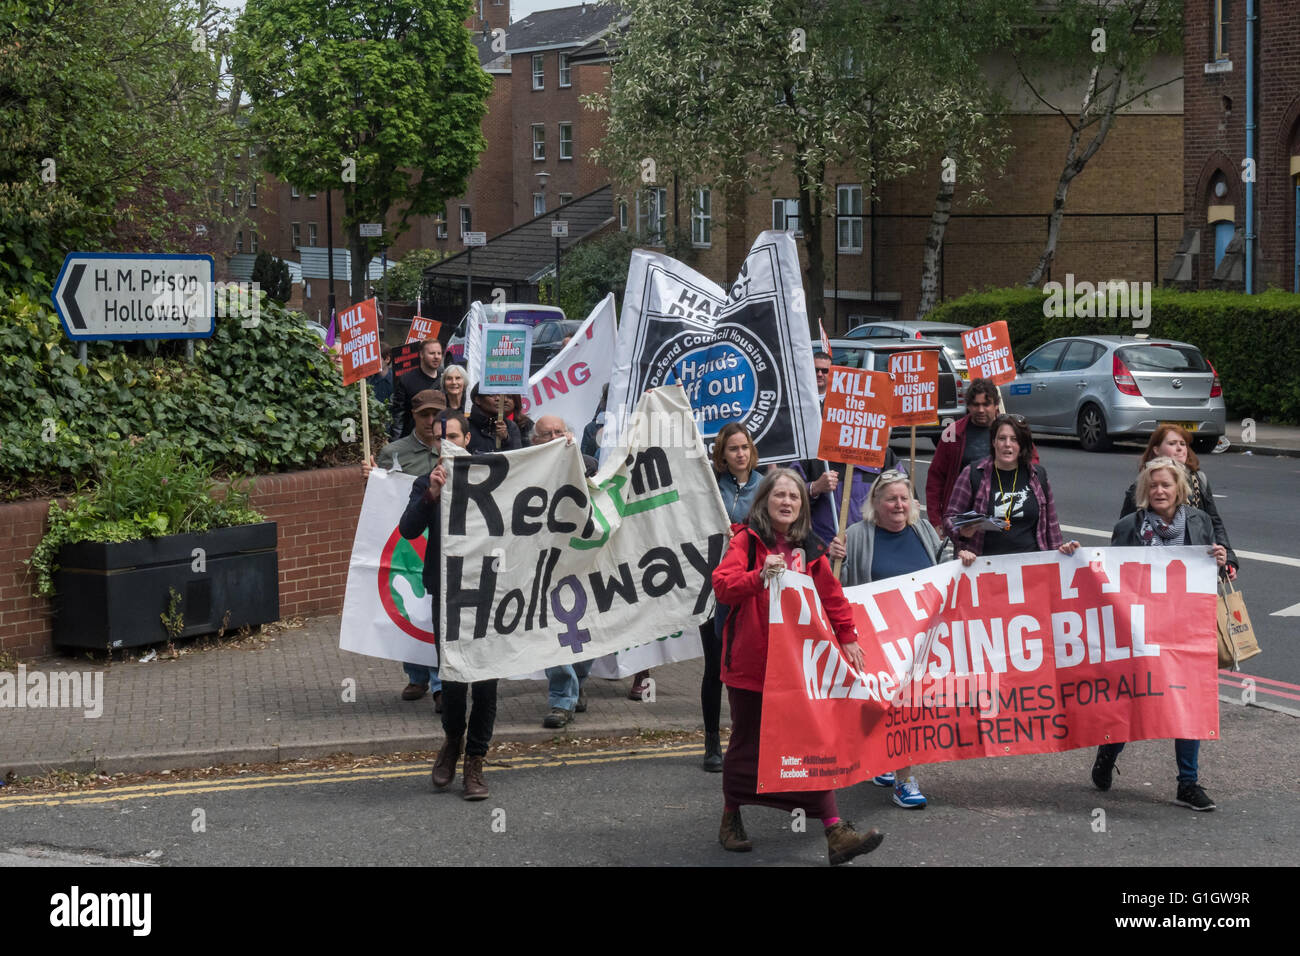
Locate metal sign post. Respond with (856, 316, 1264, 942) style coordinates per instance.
(464, 231, 486, 309)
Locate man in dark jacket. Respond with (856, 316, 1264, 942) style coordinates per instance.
(466, 384, 522, 452)
(391, 338, 443, 439)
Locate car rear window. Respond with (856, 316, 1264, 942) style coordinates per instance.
(1117, 344, 1209, 373)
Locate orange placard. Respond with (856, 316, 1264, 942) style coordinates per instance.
(816, 365, 892, 468)
(961, 320, 1016, 385)
(404, 314, 442, 345)
(339, 297, 382, 386)
(889, 350, 940, 426)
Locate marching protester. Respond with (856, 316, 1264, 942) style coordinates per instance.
(712, 468, 885, 865)
(794, 454, 899, 546)
(839, 469, 942, 809)
(1118, 424, 1238, 580)
(441, 364, 469, 414)
(392, 338, 444, 439)
(398, 410, 500, 800)
(466, 385, 522, 452)
(363, 389, 448, 707)
(1094, 456, 1229, 811)
(813, 351, 831, 406)
(944, 414, 1078, 564)
(504, 394, 535, 446)
(368, 343, 395, 405)
(926, 379, 1037, 531)
(699, 424, 763, 772)
(533, 414, 598, 730)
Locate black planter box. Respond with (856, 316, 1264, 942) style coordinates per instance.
(52, 522, 279, 650)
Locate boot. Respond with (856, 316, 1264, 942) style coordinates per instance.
(462, 754, 489, 801)
(702, 732, 723, 773)
(825, 821, 884, 866)
(718, 809, 752, 852)
(431, 735, 462, 789)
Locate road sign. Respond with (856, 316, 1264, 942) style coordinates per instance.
(463, 231, 487, 246)
(51, 253, 214, 341)
(551, 220, 569, 238)
(360, 223, 383, 237)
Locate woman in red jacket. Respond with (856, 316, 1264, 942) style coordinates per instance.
(712, 468, 885, 865)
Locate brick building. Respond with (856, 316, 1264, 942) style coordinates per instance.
(1176, 0, 1300, 291)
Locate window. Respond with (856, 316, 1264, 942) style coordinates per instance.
(619, 199, 628, 230)
(308, 222, 318, 247)
(435, 211, 448, 240)
(534, 193, 546, 217)
(459, 206, 472, 237)
(250, 232, 258, 254)
(532, 124, 545, 161)
(1021, 340, 1069, 373)
(291, 222, 301, 248)
(559, 122, 573, 160)
(308, 190, 316, 198)
(837, 185, 863, 253)
(1059, 341, 1103, 372)
(558, 192, 573, 206)
(559, 53, 572, 87)
(249, 182, 258, 208)
(637, 188, 667, 245)
(692, 188, 712, 246)
(235, 231, 243, 253)
(772, 198, 801, 236)
(234, 186, 243, 207)
(291, 185, 299, 199)
(1214, 0, 1230, 61)
(532, 53, 544, 90)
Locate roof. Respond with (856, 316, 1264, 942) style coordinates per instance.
(507, 3, 624, 53)
(424, 185, 614, 284)
(298, 247, 353, 280)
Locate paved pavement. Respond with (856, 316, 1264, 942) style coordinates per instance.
(1219, 421, 1300, 458)
(1, 615, 723, 779)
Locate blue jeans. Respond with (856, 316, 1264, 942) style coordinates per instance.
(403, 662, 442, 694)
(1098, 739, 1200, 784)
(546, 661, 592, 710)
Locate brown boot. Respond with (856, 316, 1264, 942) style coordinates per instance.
(462, 754, 489, 801)
(431, 735, 462, 789)
(825, 821, 884, 865)
(718, 809, 752, 852)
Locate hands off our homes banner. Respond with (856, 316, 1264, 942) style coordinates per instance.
(339, 467, 709, 676)
(605, 231, 821, 465)
(518, 293, 616, 427)
(438, 386, 730, 682)
(758, 548, 1220, 792)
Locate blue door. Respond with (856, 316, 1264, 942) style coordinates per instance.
(1215, 221, 1235, 267)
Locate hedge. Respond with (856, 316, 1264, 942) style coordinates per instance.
(926, 287, 1300, 424)
(0, 288, 388, 497)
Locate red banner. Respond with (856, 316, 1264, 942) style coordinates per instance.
(339, 297, 382, 386)
(961, 320, 1016, 385)
(757, 547, 1220, 792)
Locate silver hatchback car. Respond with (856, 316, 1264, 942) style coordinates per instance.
(1002, 335, 1226, 453)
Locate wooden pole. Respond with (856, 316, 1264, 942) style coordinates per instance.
(831, 467, 852, 578)
(495, 397, 504, 450)
(909, 425, 917, 494)
(359, 382, 371, 461)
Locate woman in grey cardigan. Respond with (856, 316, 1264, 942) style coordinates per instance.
(1095, 456, 1228, 812)
(840, 469, 941, 809)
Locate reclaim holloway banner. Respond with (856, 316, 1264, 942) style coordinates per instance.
(757, 548, 1220, 793)
(517, 293, 617, 428)
(604, 231, 821, 465)
(438, 386, 730, 682)
(339, 466, 709, 677)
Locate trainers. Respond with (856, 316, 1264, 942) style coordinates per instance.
(1174, 783, 1217, 811)
(401, 682, 429, 701)
(872, 772, 895, 788)
(892, 776, 927, 809)
(825, 821, 884, 866)
(542, 707, 573, 729)
(1091, 749, 1119, 791)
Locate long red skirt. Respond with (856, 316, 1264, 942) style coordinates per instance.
(723, 686, 838, 819)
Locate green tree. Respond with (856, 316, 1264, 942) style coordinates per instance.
(251, 251, 293, 304)
(539, 231, 638, 319)
(233, 0, 492, 310)
(0, 0, 246, 293)
(383, 248, 448, 302)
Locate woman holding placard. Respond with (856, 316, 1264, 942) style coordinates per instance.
(839, 470, 942, 809)
(1095, 456, 1227, 811)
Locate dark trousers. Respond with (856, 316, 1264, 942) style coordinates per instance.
(700, 619, 723, 735)
(723, 686, 838, 819)
(440, 680, 499, 757)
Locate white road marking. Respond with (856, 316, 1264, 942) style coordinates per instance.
(1060, 523, 1300, 568)
(1272, 602, 1300, 617)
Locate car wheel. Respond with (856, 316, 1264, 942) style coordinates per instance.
(1191, 434, 1217, 454)
(1076, 404, 1112, 452)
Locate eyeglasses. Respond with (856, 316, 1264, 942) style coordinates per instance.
(814, 367, 829, 375)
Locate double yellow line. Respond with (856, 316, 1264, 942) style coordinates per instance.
(0, 743, 704, 810)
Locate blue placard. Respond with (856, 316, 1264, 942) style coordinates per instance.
(480, 323, 533, 394)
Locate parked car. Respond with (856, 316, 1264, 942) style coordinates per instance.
(445, 303, 566, 367)
(825, 338, 965, 442)
(1001, 335, 1225, 453)
(528, 319, 583, 376)
(305, 320, 329, 343)
(843, 320, 974, 379)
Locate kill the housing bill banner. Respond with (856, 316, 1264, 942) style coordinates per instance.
(757, 547, 1220, 792)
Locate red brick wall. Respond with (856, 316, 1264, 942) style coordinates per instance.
(0, 466, 364, 660)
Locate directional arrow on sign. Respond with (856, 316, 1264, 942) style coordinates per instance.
(62, 263, 87, 329)
(51, 252, 215, 341)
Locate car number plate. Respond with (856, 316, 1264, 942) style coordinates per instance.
(1161, 420, 1199, 432)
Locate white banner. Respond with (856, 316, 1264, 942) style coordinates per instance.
(439, 386, 730, 682)
(605, 231, 821, 465)
(464, 300, 487, 396)
(518, 293, 616, 430)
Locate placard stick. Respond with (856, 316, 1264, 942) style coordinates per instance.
(909, 425, 917, 494)
(496, 397, 504, 450)
(359, 382, 371, 461)
(832, 473, 853, 578)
